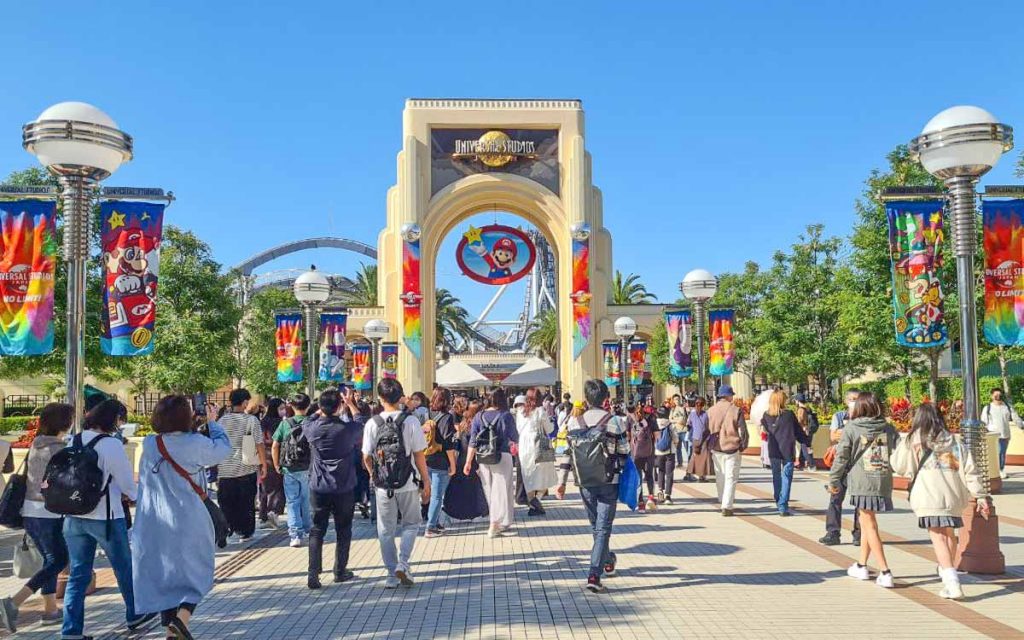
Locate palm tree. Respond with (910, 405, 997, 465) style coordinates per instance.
(611, 270, 657, 304)
(340, 263, 377, 306)
(526, 309, 558, 361)
(435, 288, 473, 351)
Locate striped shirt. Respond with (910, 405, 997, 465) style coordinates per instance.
(217, 411, 261, 478)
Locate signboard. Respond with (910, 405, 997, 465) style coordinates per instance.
(430, 128, 559, 196)
(456, 224, 536, 285)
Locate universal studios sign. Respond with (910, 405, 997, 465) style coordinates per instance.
(452, 130, 537, 167)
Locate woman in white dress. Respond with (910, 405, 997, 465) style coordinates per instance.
(516, 388, 558, 516)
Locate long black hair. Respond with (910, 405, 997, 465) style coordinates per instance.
(486, 387, 509, 412)
(83, 399, 128, 434)
(910, 402, 947, 445)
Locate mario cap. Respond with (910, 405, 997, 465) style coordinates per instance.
(103, 227, 158, 254)
(493, 237, 517, 254)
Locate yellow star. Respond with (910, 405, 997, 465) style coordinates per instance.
(463, 225, 483, 245)
(108, 211, 126, 230)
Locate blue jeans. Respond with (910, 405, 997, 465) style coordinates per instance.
(579, 483, 618, 578)
(677, 438, 692, 468)
(283, 471, 312, 538)
(770, 459, 794, 512)
(426, 468, 451, 529)
(998, 438, 1009, 471)
(23, 516, 68, 595)
(62, 517, 137, 638)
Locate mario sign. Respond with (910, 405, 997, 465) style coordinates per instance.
(99, 201, 165, 356)
(456, 224, 537, 286)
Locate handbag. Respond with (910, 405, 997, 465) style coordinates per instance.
(618, 457, 640, 511)
(823, 445, 837, 469)
(13, 533, 42, 578)
(156, 436, 230, 548)
(0, 454, 29, 528)
(241, 416, 260, 466)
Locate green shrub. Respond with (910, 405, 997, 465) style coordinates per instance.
(0, 416, 34, 434)
(845, 374, 1024, 404)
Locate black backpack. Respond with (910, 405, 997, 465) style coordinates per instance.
(280, 418, 310, 472)
(371, 412, 414, 497)
(474, 413, 502, 465)
(568, 412, 615, 488)
(42, 433, 112, 517)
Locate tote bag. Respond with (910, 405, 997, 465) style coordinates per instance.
(13, 533, 42, 578)
(0, 454, 28, 528)
(617, 457, 640, 511)
(241, 416, 260, 466)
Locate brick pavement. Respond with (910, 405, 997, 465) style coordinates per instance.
(3, 462, 1023, 639)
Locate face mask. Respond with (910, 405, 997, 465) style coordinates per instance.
(847, 401, 856, 413)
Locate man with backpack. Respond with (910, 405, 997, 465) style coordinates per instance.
(569, 380, 630, 594)
(272, 393, 313, 548)
(820, 389, 862, 546)
(706, 385, 749, 517)
(361, 378, 430, 589)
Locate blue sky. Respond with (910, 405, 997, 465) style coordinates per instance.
(2, 1, 1023, 324)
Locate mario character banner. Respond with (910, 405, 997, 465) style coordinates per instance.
(0, 200, 57, 356)
(885, 201, 948, 349)
(708, 310, 735, 376)
(318, 312, 347, 381)
(456, 224, 536, 286)
(665, 310, 694, 378)
(380, 342, 398, 379)
(629, 341, 648, 386)
(100, 201, 164, 356)
(602, 342, 621, 388)
(983, 199, 1024, 346)
(275, 313, 303, 383)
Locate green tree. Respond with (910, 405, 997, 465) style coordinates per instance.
(526, 308, 558, 361)
(435, 288, 472, 351)
(610, 270, 656, 304)
(340, 263, 377, 306)
(844, 145, 951, 400)
(120, 228, 241, 394)
(760, 225, 859, 401)
(235, 286, 298, 396)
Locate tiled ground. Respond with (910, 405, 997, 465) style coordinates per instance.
(3, 461, 1023, 639)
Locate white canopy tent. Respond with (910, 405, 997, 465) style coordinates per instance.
(502, 357, 557, 387)
(435, 360, 490, 388)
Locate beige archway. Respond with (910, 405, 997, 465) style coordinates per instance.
(377, 99, 613, 397)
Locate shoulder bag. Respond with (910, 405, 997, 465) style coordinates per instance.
(157, 436, 230, 548)
(0, 453, 29, 528)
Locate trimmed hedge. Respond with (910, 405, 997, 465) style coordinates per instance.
(846, 376, 1024, 418)
(0, 416, 35, 434)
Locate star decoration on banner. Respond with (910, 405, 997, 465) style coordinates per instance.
(108, 211, 126, 229)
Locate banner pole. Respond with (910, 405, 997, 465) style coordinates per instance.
(304, 304, 319, 400)
(61, 175, 96, 432)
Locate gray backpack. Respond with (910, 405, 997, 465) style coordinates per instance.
(567, 413, 615, 488)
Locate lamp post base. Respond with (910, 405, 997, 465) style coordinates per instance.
(956, 498, 1005, 575)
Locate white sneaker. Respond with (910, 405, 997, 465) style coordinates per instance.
(939, 568, 963, 599)
(384, 576, 400, 589)
(847, 563, 870, 580)
(999, 471, 1008, 479)
(289, 537, 302, 548)
(876, 572, 895, 588)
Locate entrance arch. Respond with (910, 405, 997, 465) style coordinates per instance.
(378, 99, 614, 396)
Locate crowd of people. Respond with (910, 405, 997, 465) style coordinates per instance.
(0, 378, 1002, 637)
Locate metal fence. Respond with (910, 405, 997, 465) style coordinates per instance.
(3, 394, 50, 416)
(133, 392, 234, 416)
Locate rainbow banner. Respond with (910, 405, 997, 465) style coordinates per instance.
(665, 310, 693, 378)
(886, 201, 948, 348)
(275, 313, 303, 383)
(318, 312, 347, 381)
(381, 342, 399, 379)
(570, 234, 591, 359)
(602, 342, 620, 387)
(351, 343, 372, 391)
(100, 201, 164, 356)
(0, 200, 57, 356)
(629, 341, 648, 386)
(402, 233, 423, 359)
(983, 199, 1024, 345)
(708, 309, 735, 376)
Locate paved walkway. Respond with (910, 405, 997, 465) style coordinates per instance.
(3, 460, 1023, 639)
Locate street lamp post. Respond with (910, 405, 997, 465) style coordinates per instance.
(614, 316, 637, 406)
(681, 269, 718, 400)
(910, 105, 1013, 574)
(23, 102, 132, 430)
(293, 265, 331, 400)
(364, 319, 391, 402)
